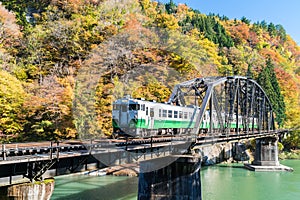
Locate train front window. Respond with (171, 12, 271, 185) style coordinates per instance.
(129, 104, 140, 111)
(121, 105, 127, 112)
(113, 104, 120, 110)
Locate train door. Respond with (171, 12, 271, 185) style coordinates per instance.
(120, 104, 128, 126)
(149, 107, 155, 129)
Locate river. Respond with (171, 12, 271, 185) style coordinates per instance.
(51, 160, 300, 200)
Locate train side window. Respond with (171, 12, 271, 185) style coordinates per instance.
(159, 109, 162, 117)
(150, 108, 154, 117)
(168, 110, 172, 118)
(121, 105, 127, 112)
(141, 104, 145, 111)
(184, 112, 188, 119)
(179, 111, 182, 118)
(146, 107, 148, 115)
(129, 104, 139, 111)
(162, 110, 167, 118)
(174, 111, 178, 118)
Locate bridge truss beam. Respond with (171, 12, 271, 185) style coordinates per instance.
(168, 76, 275, 136)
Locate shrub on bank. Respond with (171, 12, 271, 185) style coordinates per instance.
(279, 150, 300, 160)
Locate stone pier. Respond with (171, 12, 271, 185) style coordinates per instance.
(0, 178, 55, 200)
(253, 136, 279, 166)
(138, 155, 202, 200)
(245, 137, 293, 172)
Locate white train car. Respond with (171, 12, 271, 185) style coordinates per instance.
(112, 97, 258, 138)
(112, 97, 199, 137)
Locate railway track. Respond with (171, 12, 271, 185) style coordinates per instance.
(0, 129, 285, 160)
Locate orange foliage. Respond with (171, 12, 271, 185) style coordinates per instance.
(284, 36, 300, 63)
(124, 15, 141, 29)
(259, 48, 285, 63)
(275, 68, 300, 127)
(275, 68, 298, 95)
(228, 23, 250, 45)
(0, 4, 21, 48)
(51, 0, 101, 13)
(176, 3, 190, 21)
(248, 30, 259, 47)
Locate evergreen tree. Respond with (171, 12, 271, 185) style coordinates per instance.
(246, 65, 254, 79)
(241, 16, 251, 25)
(267, 59, 286, 126)
(179, 12, 233, 48)
(165, 0, 177, 14)
(257, 59, 286, 127)
(268, 23, 277, 36)
(275, 24, 287, 41)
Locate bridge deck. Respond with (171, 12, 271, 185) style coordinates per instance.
(0, 130, 284, 163)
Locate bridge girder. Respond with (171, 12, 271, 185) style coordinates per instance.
(168, 76, 275, 135)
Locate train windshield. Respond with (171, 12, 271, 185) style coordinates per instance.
(113, 104, 120, 110)
(129, 104, 140, 111)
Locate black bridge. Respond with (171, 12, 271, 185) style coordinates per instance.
(168, 76, 275, 135)
(0, 76, 288, 186)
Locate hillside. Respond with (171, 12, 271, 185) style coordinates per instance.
(0, 0, 299, 144)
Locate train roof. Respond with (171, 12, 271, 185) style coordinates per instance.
(113, 97, 197, 109)
(113, 97, 159, 104)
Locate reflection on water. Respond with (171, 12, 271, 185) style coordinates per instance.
(51, 175, 138, 200)
(51, 160, 300, 200)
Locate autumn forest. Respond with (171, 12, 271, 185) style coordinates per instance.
(0, 0, 299, 149)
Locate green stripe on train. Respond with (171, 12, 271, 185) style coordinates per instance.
(136, 119, 210, 129)
(115, 119, 257, 129)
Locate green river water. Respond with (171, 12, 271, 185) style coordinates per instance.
(51, 160, 300, 200)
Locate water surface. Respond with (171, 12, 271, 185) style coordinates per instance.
(51, 160, 300, 200)
(202, 160, 300, 200)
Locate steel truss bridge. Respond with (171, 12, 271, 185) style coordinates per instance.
(168, 76, 275, 135)
(0, 76, 287, 185)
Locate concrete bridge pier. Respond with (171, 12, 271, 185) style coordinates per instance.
(253, 136, 279, 166)
(245, 136, 293, 171)
(138, 155, 202, 200)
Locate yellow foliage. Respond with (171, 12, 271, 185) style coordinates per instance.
(155, 13, 179, 30)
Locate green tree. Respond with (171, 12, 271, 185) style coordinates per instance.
(257, 59, 286, 127)
(165, 0, 177, 14)
(283, 130, 300, 150)
(179, 12, 233, 48)
(246, 64, 254, 78)
(241, 16, 251, 25)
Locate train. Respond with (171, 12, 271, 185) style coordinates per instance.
(112, 96, 258, 138)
